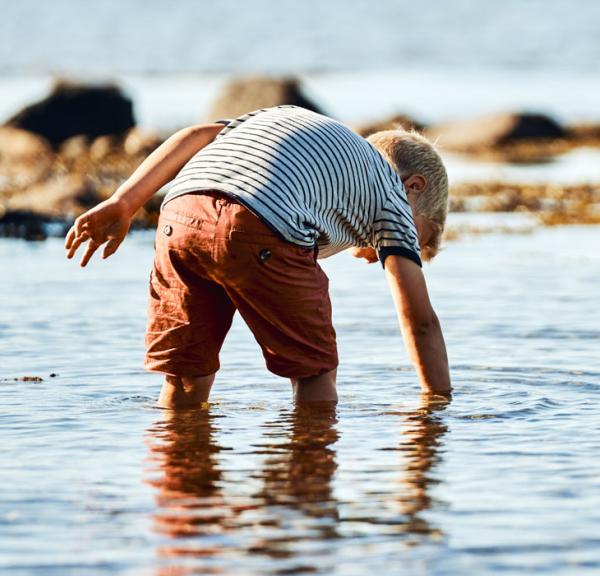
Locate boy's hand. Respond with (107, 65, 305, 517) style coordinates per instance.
(65, 198, 132, 267)
(64, 123, 225, 268)
(350, 247, 378, 264)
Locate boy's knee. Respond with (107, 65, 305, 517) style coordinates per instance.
(292, 368, 338, 403)
(158, 373, 217, 409)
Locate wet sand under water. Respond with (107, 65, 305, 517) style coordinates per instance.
(1, 220, 600, 575)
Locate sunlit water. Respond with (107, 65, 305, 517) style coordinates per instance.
(1, 220, 600, 575)
(444, 148, 600, 185)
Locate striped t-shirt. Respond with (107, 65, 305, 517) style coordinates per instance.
(163, 105, 421, 266)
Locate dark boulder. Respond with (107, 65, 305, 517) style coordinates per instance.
(0, 209, 51, 241)
(207, 76, 324, 121)
(425, 112, 567, 152)
(6, 80, 135, 148)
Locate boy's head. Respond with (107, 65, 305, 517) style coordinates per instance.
(367, 129, 448, 261)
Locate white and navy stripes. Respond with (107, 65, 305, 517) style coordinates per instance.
(163, 106, 421, 266)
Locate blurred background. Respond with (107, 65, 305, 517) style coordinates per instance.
(2, 0, 600, 124)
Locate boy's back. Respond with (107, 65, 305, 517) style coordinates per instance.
(165, 106, 421, 264)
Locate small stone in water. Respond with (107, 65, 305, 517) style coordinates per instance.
(18, 375, 44, 382)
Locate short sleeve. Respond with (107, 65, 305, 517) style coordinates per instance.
(372, 186, 422, 268)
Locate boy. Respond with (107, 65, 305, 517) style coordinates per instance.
(65, 105, 451, 408)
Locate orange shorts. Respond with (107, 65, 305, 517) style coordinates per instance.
(144, 191, 338, 379)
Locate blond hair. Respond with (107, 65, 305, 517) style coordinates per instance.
(367, 129, 448, 261)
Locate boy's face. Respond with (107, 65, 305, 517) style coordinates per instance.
(413, 215, 434, 251)
(349, 219, 431, 263)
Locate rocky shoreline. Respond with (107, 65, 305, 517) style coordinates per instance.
(1, 77, 599, 241)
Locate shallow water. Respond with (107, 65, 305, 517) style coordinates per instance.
(445, 148, 600, 185)
(1, 221, 600, 574)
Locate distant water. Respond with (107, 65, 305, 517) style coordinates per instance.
(2, 0, 600, 75)
(1, 0, 600, 130)
(2, 220, 600, 574)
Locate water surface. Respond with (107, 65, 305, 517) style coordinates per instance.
(1, 221, 600, 574)
(2, 0, 599, 75)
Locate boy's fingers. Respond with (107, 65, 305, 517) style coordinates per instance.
(102, 237, 122, 259)
(74, 215, 90, 236)
(64, 226, 75, 249)
(66, 232, 90, 259)
(79, 240, 100, 267)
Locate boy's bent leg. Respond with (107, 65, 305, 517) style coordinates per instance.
(145, 194, 237, 401)
(157, 373, 216, 409)
(292, 368, 338, 403)
(202, 197, 338, 398)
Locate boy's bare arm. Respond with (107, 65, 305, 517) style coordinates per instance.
(65, 123, 225, 266)
(112, 123, 225, 216)
(384, 254, 451, 394)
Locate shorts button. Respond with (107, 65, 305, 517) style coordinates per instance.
(259, 248, 271, 262)
(163, 224, 173, 236)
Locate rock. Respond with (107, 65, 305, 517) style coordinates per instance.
(0, 174, 103, 239)
(59, 135, 90, 162)
(137, 194, 163, 229)
(425, 112, 567, 153)
(207, 76, 324, 121)
(355, 114, 425, 137)
(0, 127, 53, 189)
(123, 127, 163, 156)
(6, 80, 135, 147)
(5, 174, 100, 219)
(0, 126, 52, 162)
(89, 134, 122, 161)
(0, 210, 49, 240)
(449, 181, 600, 225)
(56, 129, 161, 172)
(568, 122, 600, 143)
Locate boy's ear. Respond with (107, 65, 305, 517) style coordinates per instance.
(403, 174, 427, 195)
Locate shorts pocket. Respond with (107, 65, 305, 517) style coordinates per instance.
(160, 211, 205, 230)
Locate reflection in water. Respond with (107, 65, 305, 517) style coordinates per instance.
(145, 409, 229, 563)
(145, 404, 340, 572)
(393, 394, 450, 540)
(250, 403, 340, 560)
(144, 396, 449, 572)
